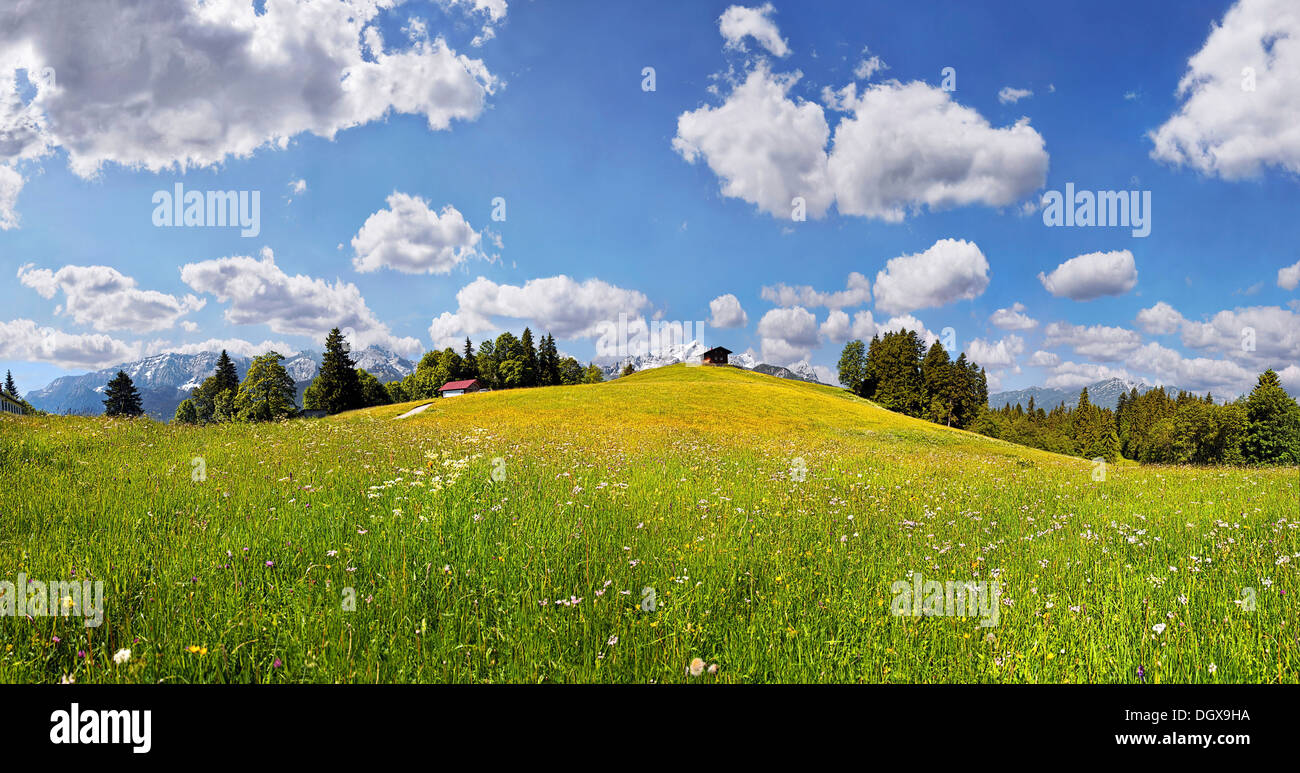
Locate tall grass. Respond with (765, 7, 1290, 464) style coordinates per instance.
(1, 365, 1295, 683)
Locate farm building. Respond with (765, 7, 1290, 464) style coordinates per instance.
(439, 378, 482, 397)
(0, 390, 24, 416)
(701, 346, 731, 366)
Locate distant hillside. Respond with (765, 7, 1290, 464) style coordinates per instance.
(26, 346, 414, 420)
(596, 339, 824, 384)
(989, 377, 1192, 411)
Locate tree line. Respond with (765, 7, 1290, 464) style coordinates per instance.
(837, 330, 988, 429)
(838, 332, 1300, 466)
(383, 328, 604, 403)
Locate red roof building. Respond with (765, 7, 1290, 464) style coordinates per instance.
(438, 379, 482, 396)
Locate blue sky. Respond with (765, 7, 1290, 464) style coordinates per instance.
(1, 0, 1297, 398)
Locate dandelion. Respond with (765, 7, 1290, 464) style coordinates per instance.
(112, 648, 131, 664)
(688, 657, 705, 677)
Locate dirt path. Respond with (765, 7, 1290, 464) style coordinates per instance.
(394, 402, 434, 420)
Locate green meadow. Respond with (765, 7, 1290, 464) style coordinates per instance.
(1, 365, 1296, 683)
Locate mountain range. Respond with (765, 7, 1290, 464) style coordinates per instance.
(25, 346, 415, 420)
(988, 377, 1195, 411)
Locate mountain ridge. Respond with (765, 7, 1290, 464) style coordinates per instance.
(26, 346, 415, 420)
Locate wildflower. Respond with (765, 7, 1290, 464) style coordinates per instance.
(186, 645, 209, 655)
(112, 648, 131, 664)
(273, 658, 282, 668)
(1208, 662, 1217, 675)
(265, 560, 274, 567)
(1152, 623, 1166, 635)
(327, 550, 338, 557)
(688, 657, 705, 677)
(707, 663, 719, 675)
(606, 635, 618, 647)
(60, 674, 75, 684)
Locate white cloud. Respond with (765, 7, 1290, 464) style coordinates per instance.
(1136, 301, 1186, 335)
(0, 318, 141, 369)
(1044, 321, 1144, 362)
(1044, 360, 1135, 390)
(757, 306, 819, 364)
(1028, 350, 1060, 368)
(0, 0, 499, 221)
(827, 81, 1048, 221)
(819, 309, 850, 342)
(428, 275, 651, 349)
(1125, 342, 1256, 396)
(162, 337, 298, 359)
(872, 238, 990, 315)
(989, 301, 1037, 330)
(1038, 250, 1138, 301)
(708, 293, 749, 328)
(967, 334, 1025, 368)
(1279, 259, 1300, 290)
(17, 263, 205, 333)
(180, 247, 420, 356)
(760, 271, 871, 308)
(719, 3, 790, 57)
(351, 194, 489, 275)
(673, 64, 832, 220)
(675, 65, 1048, 223)
(449, 0, 508, 46)
(998, 86, 1033, 104)
(0, 165, 22, 230)
(1149, 0, 1300, 179)
(854, 52, 887, 80)
(1179, 304, 1300, 364)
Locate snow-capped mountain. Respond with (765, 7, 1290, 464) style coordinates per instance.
(26, 346, 414, 419)
(989, 377, 1191, 411)
(596, 340, 824, 384)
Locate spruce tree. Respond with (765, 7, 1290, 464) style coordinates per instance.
(308, 328, 363, 414)
(462, 338, 478, 380)
(4, 370, 17, 398)
(1243, 369, 1300, 464)
(214, 350, 240, 395)
(520, 328, 538, 387)
(103, 370, 144, 417)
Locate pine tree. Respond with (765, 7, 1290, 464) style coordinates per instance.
(520, 328, 538, 387)
(214, 350, 240, 395)
(921, 341, 955, 425)
(462, 338, 478, 380)
(620, 362, 636, 378)
(4, 370, 17, 398)
(306, 328, 363, 414)
(103, 371, 144, 417)
(1242, 369, 1300, 464)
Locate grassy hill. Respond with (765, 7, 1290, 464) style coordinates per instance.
(1, 364, 1295, 683)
